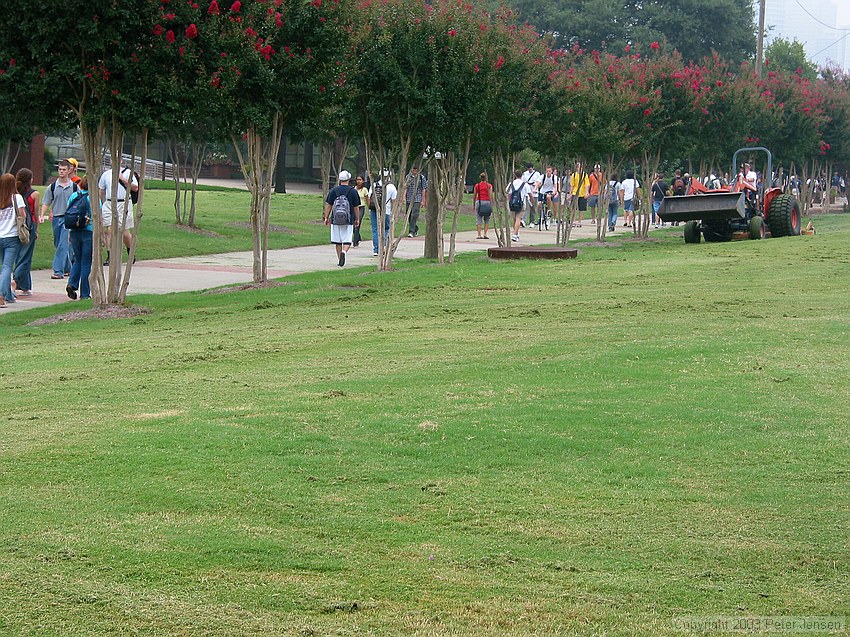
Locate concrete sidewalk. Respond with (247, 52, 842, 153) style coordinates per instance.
(3, 220, 609, 314)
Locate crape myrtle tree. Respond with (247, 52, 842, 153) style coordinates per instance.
(347, 0, 485, 269)
(544, 46, 637, 243)
(7, 0, 163, 306)
(753, 67, 828, 212)
(818, 68, 850, 211)
(161, 0, 354, 283)
(345, 0, 435, 271)
(468, 15, 556, 248)
(142, 9, 227, 229)
(426, 2, 557, 263)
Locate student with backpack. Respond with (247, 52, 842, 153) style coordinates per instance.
(65, 176, 94, 300)
(40, 159, 78, 280)
(507, 169, 532, 243)
(606, 174, 623, 233)
(12, 168, 41, 297)
(323, 171, 361, 267)
(98, 165, 139, 266)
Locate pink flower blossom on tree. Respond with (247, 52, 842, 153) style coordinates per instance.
(165, 30, 176, 43)
(230, 0, 241, 12)
(185, 23, 199, 39)
(208, 0, 220, 14)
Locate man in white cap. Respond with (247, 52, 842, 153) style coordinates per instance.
(323, 170, 361, 267)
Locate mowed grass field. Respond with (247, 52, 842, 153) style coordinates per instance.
(1, 214, 849, 636)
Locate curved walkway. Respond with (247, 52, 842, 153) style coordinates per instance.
(4, 220, 613, 314)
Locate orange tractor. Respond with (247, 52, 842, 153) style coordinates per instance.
(658, 147, 802, 243)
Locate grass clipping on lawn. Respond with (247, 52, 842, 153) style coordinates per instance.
(2, 215, 849, 636)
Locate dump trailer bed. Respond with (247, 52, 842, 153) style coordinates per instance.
(657, 192, 745, 223)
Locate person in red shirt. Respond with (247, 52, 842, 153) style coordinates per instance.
(587, 164, 602, 225)
(473, 172, 494, 239)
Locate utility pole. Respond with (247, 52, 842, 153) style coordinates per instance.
(755, 0, 766, 77)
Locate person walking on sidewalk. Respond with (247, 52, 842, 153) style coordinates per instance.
(353, 175, 369, 248)
(40, 159, 78, 280)
(98, 165, 139, 265)
(403, 166, 427, 237)
(12, 168, 41, 296)
(473, 172, 493, 239)
(507, 169, 532, 243)
(323, 170, 361, 267)
(0, 173, 29, 307)
(65, 176, 94, 301)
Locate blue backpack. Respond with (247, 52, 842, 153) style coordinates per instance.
(64, 192, 91, 230)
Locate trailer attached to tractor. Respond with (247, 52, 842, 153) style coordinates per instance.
(658, 147, 802, 243)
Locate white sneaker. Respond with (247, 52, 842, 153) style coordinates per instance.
(519, 220, 526, 228)
(511, 234, 520, 242)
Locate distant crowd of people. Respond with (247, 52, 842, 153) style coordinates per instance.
(1, 158, 139, 306)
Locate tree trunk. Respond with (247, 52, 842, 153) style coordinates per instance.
(168, 137, 185, 225)
(82, 118, 107, 307)
(447, 135, 472, 264)
(118, 128, 148, 304)
(232, 115, 285, 283)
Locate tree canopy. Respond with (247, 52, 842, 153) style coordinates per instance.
(508, 0, 757, 65)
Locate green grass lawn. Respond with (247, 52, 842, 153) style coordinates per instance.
(28, 183, 479, 270)
(1, 215, 849, 635)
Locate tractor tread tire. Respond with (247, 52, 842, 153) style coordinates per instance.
(748, 216, 766, 240)
(683, 220, 701, 243)
(767, 194, 801, 237)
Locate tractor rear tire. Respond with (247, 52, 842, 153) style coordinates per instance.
(748, 216, 766, 240)
(702, 220, 733, 242)
(767, 194, 802, 237)
(683, 220, 701, 243)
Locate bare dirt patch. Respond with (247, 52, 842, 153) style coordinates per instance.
(177, 224, 224, 238)
(28, 305, 152, 326)
(226, 221, 295, 233)
(204, 281, 300, 295)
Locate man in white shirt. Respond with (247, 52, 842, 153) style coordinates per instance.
(521, 162, 542, 227)
(99, 166, 139, 265)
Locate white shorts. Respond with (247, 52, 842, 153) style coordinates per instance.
(101, 200, 135, 230)
(330, 224, 353, 245)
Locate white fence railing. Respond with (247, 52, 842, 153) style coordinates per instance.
(57, 144, 175, 180)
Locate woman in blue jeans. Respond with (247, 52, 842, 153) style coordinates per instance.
(65, 176, 93, 300)
(0, 173, 28, 308)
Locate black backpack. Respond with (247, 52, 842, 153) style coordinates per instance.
(129, 170, 141, 204)
(64, 193, 91, 230)
(508, 182, 524, 212)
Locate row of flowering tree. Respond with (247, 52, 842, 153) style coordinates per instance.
(537, 41, 850, 240)
(3, 0, 850, 294)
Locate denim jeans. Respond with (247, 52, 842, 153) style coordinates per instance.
(1, 236, 22, 302)
(68, 229, 93, 299)
(51, 216, 72, 276)
(370, 208, 390, 253)
(607, 202, 619, 229)
(13, 227, 36, 291)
